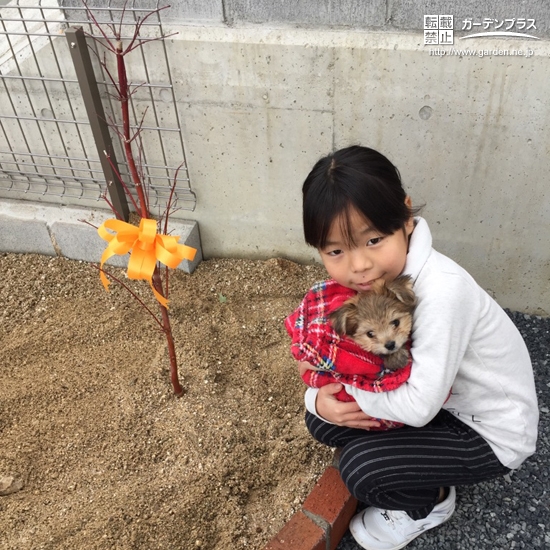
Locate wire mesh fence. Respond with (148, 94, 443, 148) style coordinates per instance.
(0, 0, 196, 215)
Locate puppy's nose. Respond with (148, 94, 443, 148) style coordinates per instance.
(385, 341, 396, 351)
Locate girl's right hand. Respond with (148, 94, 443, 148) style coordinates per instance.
(316, 383, 382, 430)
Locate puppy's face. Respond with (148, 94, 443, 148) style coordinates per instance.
(329, 275, 416, 357)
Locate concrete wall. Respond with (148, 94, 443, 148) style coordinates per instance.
(159, 25, 550, 315)
(1, 1, 550, 314)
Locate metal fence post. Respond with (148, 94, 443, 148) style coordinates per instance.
(65, 26, 129, 221)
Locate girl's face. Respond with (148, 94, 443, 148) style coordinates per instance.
(318, 203, 414, 292)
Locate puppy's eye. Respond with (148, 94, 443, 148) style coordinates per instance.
(366, 331, 375, 338)
(390, 319, 400, 328)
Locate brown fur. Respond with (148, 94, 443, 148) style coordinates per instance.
(329, 275, 416, 370)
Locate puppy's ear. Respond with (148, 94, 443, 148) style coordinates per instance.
(386, 275, 416, 308)
(329, 299, 359, 336)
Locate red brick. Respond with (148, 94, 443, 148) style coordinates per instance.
(302, 466, 358, 550)
(263, 510, 326, 550)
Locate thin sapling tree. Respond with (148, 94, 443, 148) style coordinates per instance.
(83, 1, 195, 396)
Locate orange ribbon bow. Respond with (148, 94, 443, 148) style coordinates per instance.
(97, 218, 196, 307)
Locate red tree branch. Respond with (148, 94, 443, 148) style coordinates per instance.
(86, 1, 187, 396)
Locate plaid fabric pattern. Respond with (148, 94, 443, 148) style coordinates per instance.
(285, 279, 412, 428)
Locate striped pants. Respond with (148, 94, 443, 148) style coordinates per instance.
(306, 409, 510, 519)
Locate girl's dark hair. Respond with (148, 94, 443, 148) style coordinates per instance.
(302, 145, 415, 248)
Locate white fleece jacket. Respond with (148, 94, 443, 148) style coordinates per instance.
(305, 217, 539, 469)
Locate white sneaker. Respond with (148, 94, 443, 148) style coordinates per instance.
(349, 487, 456, 550)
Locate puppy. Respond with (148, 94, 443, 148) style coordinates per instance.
(329, 275, 416, 371)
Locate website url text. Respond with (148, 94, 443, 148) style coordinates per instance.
(430, 48, 534, 58)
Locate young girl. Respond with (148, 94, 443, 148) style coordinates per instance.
(298, 145, 539, 550)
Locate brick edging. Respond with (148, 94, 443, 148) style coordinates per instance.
(262, 465, 357, 550)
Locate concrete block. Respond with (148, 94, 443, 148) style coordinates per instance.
(391, 0, 550, 37)
(50, 218, 127, 269)
(166, 219, 202, 273)
(164, 0, 224, 22)
(62, 0, 224, 24)
(0, 206, 56, 255)
(225, 0, 386, 28)
(0, 199, 202, 274)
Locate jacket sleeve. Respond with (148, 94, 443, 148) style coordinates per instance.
(304, 387, 324, 417)
(344, 269, 481, 426)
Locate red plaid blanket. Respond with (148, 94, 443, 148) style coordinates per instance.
(285, 280, 412, 429)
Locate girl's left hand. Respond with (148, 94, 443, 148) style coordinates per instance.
(316, 383, 382, 429)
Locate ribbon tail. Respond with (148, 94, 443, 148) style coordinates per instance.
(178, 244, 197, 262)
(150, 280, 169, 308)
(99, 247, 117, 292)
(99, 266, 110, 292)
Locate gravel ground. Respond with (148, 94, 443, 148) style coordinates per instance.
(337, 310, 550, 550)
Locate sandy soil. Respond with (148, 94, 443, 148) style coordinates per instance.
(0, 253, 335, 550)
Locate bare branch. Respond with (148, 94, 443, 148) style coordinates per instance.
(91, 265, 165, 330)
(98, 51, 123, 99)
(163, 162, 183, 236)
(82, 1, 116, 51)
(128, 81, 148, 98)
(79, 218, 99, 230)
(125, 33, 179, 55)
(124, 5, 171, 54)
(164, 264, 170, 301)
(99, 190, 124, 220)
(128, 107, 149, 144)
(83, 31, 117, 54)
(118, 0, 131, 41)
(135, 136, 150, 215)
(104, 150, 141, 213)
